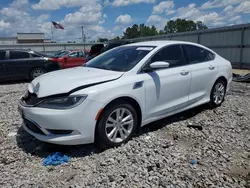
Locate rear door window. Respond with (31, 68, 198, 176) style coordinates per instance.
(0, 51, 6, 60)
(9, 51, 29, 59)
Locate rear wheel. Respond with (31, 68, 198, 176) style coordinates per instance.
(30, 68, 46, 80)
(209, 79, 226, 108)
(96, 101, 138, 149)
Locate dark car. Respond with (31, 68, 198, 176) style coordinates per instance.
(102, 40, 133, 52)
(0, 49, 61, 81)
(86, 44, 104, 61)
(86, 40, 133, 62)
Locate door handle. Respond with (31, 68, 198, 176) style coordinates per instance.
(209, 65, 215, 70)
(180, 70, 189, 76)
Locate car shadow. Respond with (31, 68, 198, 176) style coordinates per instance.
(16, 104, 209, 159)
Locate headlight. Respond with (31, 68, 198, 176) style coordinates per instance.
(37, 95, 87, 109)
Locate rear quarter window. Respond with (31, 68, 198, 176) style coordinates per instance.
(183, 45, 209, 64)
(205, 50, 216, 61)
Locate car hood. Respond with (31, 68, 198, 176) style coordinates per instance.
(29, 67, 123, 98)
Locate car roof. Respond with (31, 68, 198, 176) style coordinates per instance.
(125, 40, 204, 48)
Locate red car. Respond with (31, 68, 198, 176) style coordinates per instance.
(51, 50, 88, 69)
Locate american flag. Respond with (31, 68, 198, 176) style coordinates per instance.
(52, 21, 64, 30)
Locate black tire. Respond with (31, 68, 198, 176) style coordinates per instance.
(30, 68, 46, 80)
(209, 79, 227, 108)
(96, 100, 138, 149)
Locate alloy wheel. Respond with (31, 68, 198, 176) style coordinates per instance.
(33, 69, 45, 78)
(213, 82, 225, 105)
(105, 108, 134, 143)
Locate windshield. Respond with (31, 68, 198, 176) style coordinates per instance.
(85, 46, 155, 72)
(52, 50, 69, 58)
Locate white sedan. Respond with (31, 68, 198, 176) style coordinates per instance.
(18, 41, 232, 148)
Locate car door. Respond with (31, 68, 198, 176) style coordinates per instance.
(64, 51, 83, 68)
(143, 44, 191, 121)
(5, 51, 31, 79)
(182, 44, 219, 104)
(0, 50, 8, 80)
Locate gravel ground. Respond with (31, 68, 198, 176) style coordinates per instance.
(0, 81, 250, 188)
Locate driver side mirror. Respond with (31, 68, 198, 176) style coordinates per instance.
(64, 56, 68, 60)
(150, 61, 169, 69)
(143, 61, 169, 72)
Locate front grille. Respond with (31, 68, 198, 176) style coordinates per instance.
(47, 129, 73, 135)
(24, 118, 45, 135)
(22, 92, 43, 106)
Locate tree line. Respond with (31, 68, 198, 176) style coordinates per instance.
(109, 19, 208, 41)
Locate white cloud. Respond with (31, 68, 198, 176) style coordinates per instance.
(152, 1, 175, 14)
(146, 15, 167, 30)
(147, 15, 164, 23)
(176, 3, 202, 21)
(115, 14, 132, 25)
(0, 20, 10, 30)
(234, 1, 250, 13)
(228, 15, 242, 22)
(167, 10, 176, 15)
(11, 0, 28, 8)
(199, 12, 225, 26)
(1, 7, 29, 19)
(112, 0, 156, 7)
(223, 5, 234, 12)
(201, 0, 246, 9)
(64, 12, 102, 25)
(113, 26, 122, 31)
(171, 3, 230, 27)
(63, 1, 103, 25)
(104, 0, 111, 6)
(32, 0, 88, 10)
(103, 14, 108, 19)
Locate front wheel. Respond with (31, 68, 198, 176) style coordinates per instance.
(96, 101, 138, 149)
(209, 80, 226, 108)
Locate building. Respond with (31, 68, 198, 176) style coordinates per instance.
(0, 37, 17, 45)
(0, 33, 51, 44)
(17, 33, 45, 43)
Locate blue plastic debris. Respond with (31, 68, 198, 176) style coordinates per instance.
(190, 159, 197, 165)
(43, 152, 70, 166)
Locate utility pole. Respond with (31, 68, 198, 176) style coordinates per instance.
(81, 26, 84, 43)
(81, 26, 86, 51)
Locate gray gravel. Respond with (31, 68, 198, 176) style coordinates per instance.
(0, 81, 250, 188)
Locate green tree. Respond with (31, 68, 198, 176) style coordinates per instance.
(159, 30, 165, 35)
(164, 19, 207, 34)
(150, 26, 158, 36)
(123, 24, 140, 39)
(196, 21, 208, 30)
(123, 24, 159, 39)
(164, 20, 176, 34)
(98, 38, 108, 42)
(112, 36, 120, 40)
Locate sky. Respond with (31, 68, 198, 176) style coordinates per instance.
(0, 0, 250, 42)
